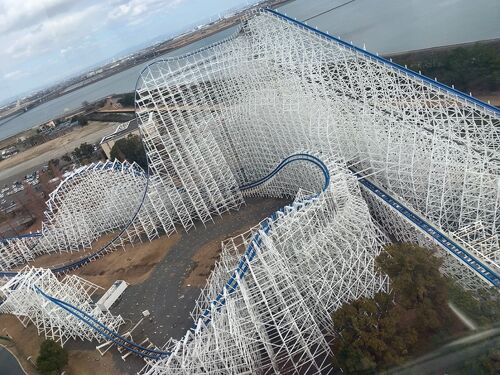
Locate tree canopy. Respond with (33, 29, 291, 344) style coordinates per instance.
(36, 339, 68, 375)
(110, 134, 147, 170)
(71, 114, 88, 126)
(377, 243, 450, 321)
(118, 92, 135, 107)
(462, 345, 500, 374)
(447, 279, 500, 327)
(394, 42, 500, 94)
(332, 292, 417, 372)
(331, 243, 456, 373)
(72, 142, 95, 163)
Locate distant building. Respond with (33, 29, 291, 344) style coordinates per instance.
(100, 119, 140, 158)
(38, 120, 56, 132)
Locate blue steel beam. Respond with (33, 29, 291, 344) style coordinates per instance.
(12, 151, 499, 365)
(34, 286, 170, 359)
(0, 166, 150, 279)
(354, 173, 499, 287)
(0, 232, 42, 243)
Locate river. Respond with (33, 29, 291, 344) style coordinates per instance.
(0, 0, 499, 140)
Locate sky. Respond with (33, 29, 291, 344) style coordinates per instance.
(0, 0, 256, 104)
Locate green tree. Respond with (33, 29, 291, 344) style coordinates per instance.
(332, 243, 455, 373)
(26, 133, 45, 147)
(377, 243, 451, 334)
(332, 292, 417, 373)
(36, 339, 68, 375)
(46, 158, 62, 179)
(118, 92, 135, 107)
(462, 345, 500, 375)
(72, 142, 95, 163)
(396, 42, 500, 93)
(479, 348, 500, 374)
(48, 158, 60, 167)
(110, 134, 147, 169)
(447, 279, 500, 327)
(72, 114, 88, 126)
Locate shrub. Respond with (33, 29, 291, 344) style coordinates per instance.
(36, 339, 68, 375)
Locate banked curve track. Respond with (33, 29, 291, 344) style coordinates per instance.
(0, 160, 150, 278)
(7, 153, 500, 360)
(33, 153, 331, 360)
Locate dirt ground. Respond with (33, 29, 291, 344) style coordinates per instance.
(16, 233, 117, 270)
(183, 229, 249, 288)
(67, 349, 120, 375)
(1, 232, 182, 375)
(0, 121, 117, 182)
(0, 314, 120, 375)
(1, 199, 285, 375)
(20, 230, 182, 290)
(0, 315, 44, 375)
(73, 234, 181, 290)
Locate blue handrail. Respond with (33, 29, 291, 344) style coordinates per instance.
(240, 153, 330, 192)
(34, 286, 170, 359)
(0, 154, 327, 279)
(0, 232, 42, 243)
(195, 154, 330, 329)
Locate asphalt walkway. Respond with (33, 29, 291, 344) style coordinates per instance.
(111, 197, 288, 373)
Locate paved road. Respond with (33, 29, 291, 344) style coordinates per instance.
(0, 123, 116, 184)
(111, 197, 288, 373)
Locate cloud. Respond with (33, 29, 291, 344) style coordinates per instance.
(1, 0, 184, 60)
(3, 70, 27, 80)
(0, 0, 78, 34)
(108, 0, 185, 20)
(5, 5, 102, 59)
(0, 0, 237, 102)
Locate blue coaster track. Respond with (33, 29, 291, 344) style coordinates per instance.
(355, 174, 499, 287)
(5, 151, 498, 362)
(30, 153, 330, 358)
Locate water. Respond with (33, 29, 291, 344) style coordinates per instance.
(1, 0, 499, 141)
(0, 347, 25, 375)
(0, 27, 238, 141)
(278, 0, 500, 54)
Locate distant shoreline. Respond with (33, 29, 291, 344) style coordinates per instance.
(1, 5, 498, 145)
(1, 37, 498, 149)
(385, 37, 500, 57)
(0, 0, 290, 128)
